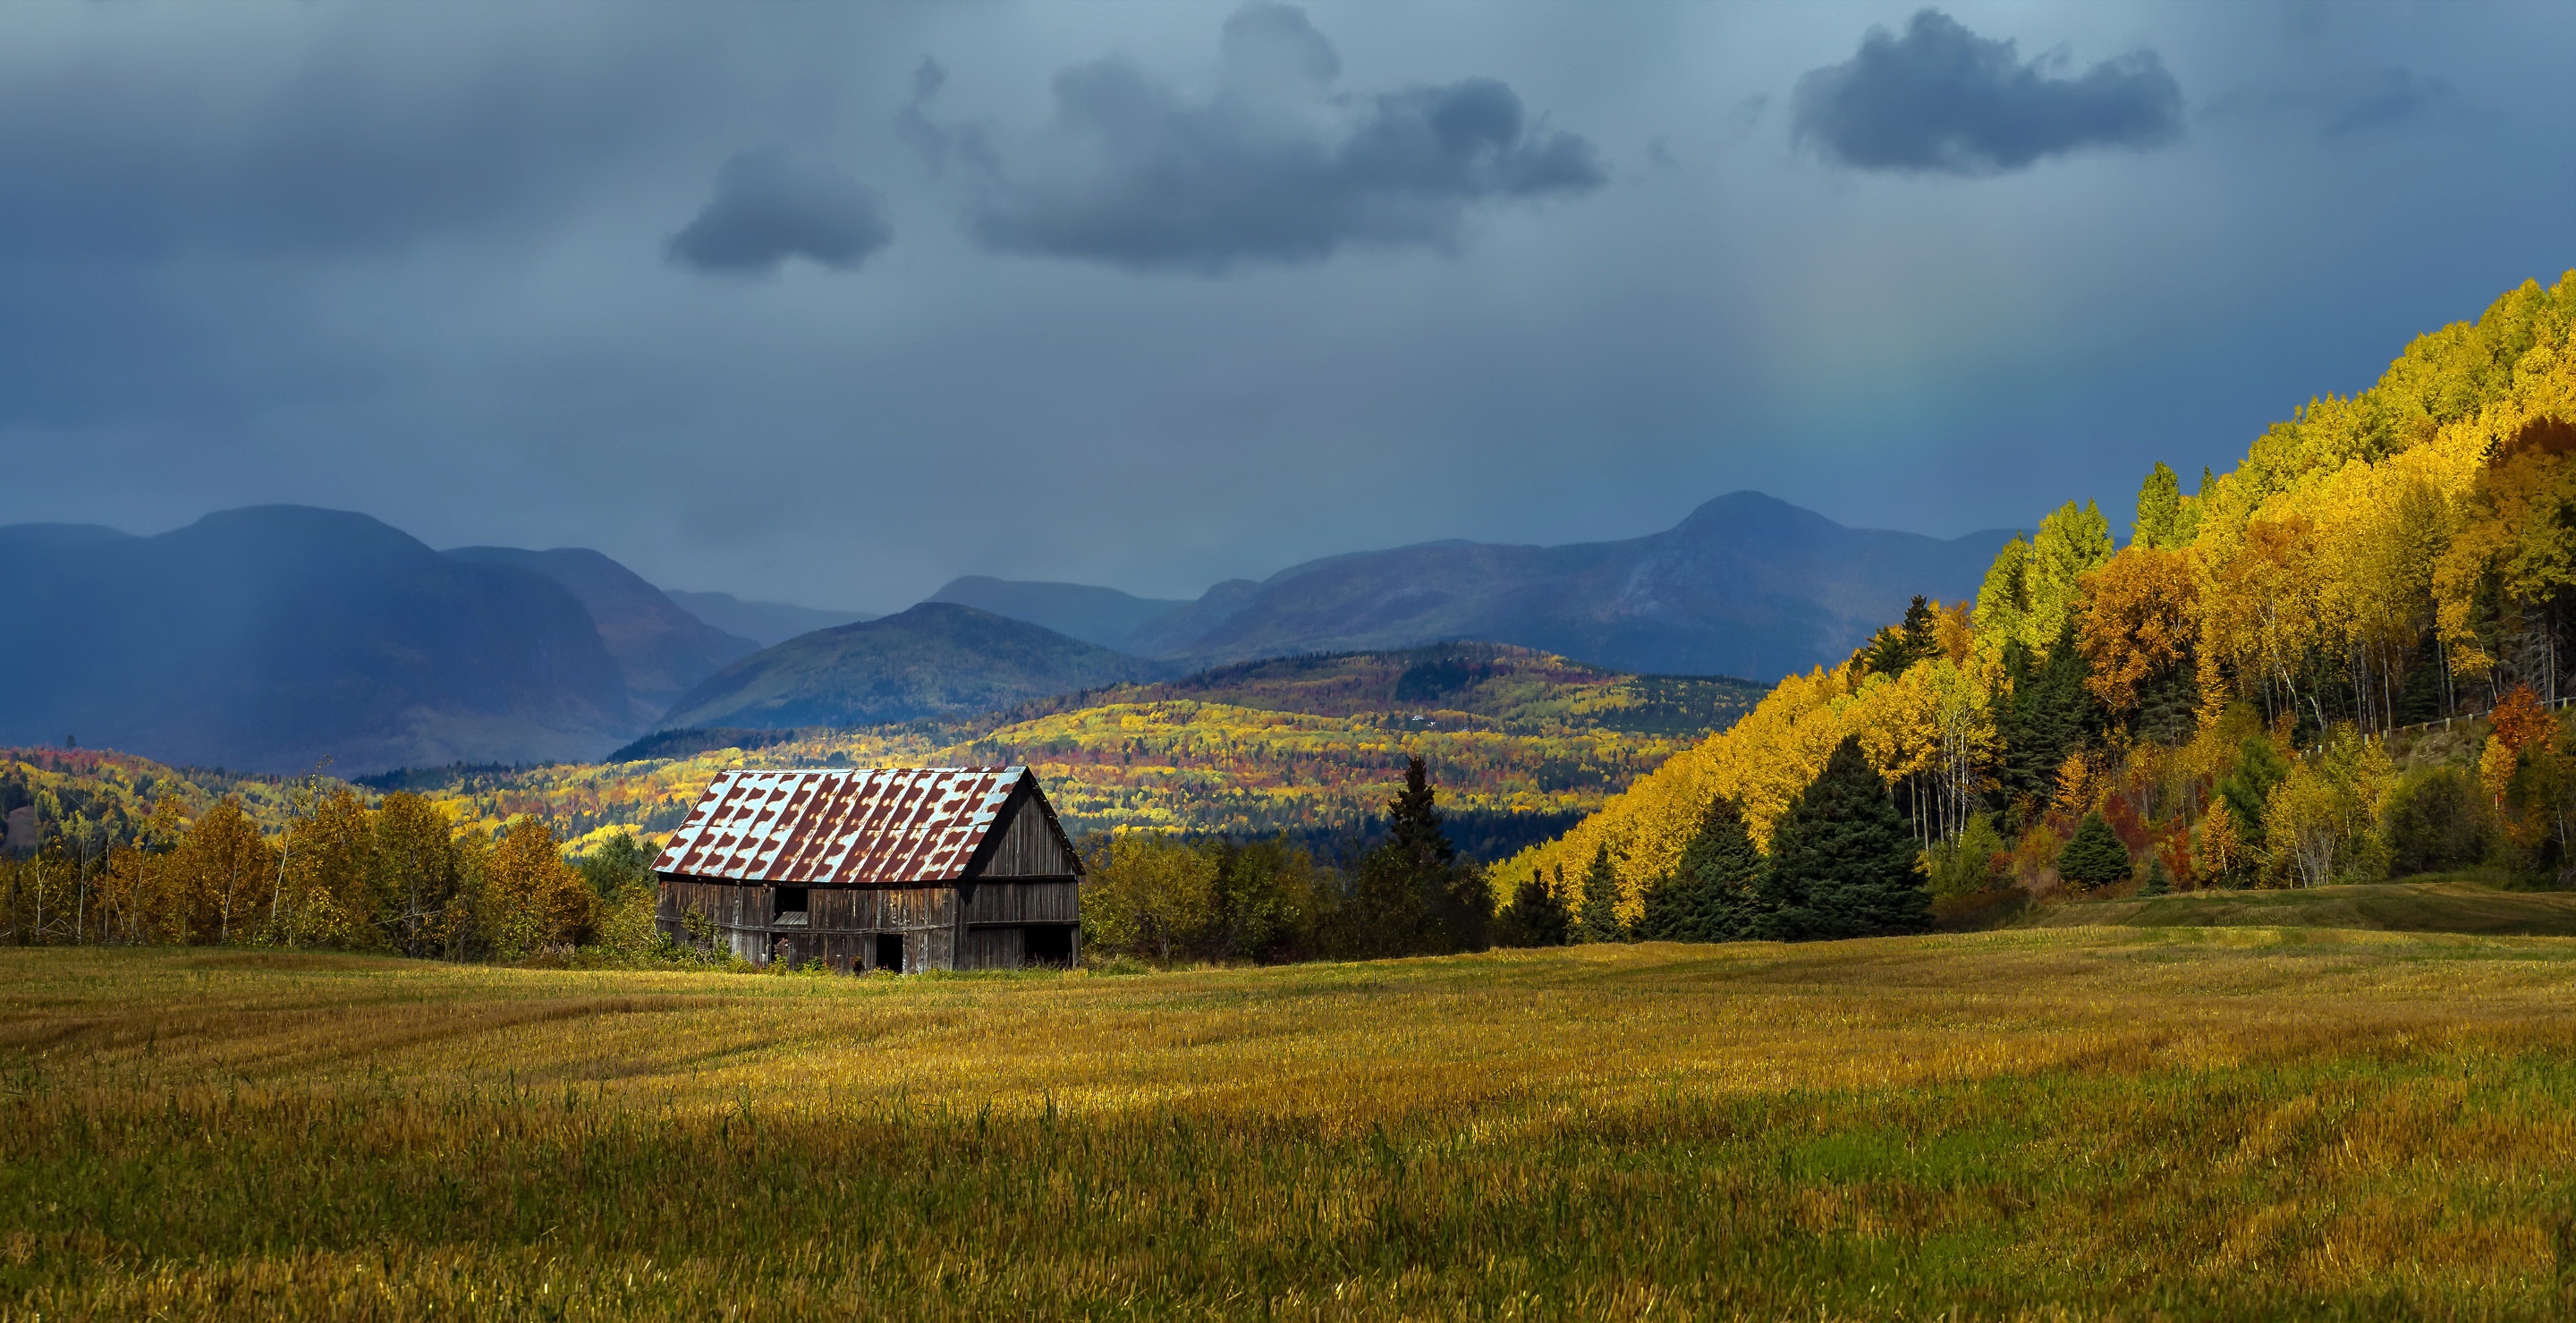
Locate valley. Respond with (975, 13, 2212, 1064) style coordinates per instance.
(369, 643, 1765, 861)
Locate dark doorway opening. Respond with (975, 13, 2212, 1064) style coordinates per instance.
(1025, 925, 1073, 967)
(875, 933, 904, 974)
(773, 886, 809, 924)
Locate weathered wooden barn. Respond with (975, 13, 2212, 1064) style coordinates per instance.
(652, 767, 1082, 972)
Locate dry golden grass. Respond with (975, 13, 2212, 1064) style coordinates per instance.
(5, 928, 2576, 1319)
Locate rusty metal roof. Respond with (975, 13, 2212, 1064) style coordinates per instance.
(652, 768, 1038, 886)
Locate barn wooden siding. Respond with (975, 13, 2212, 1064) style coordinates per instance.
(961, 880, 1079, 925)
(970, 787, 1079, 878)
(657, 878, 1080, 971)
(657, 879, 959, 972)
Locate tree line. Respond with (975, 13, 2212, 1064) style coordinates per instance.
(1077, 743, 1933, 967)
(0, 783, 668, 961)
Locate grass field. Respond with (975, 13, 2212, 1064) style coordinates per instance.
(2022, 878, 2576, 938)
(6, 931, 2576, 1319)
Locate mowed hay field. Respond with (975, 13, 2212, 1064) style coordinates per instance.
(5, 933, 2576, 1320)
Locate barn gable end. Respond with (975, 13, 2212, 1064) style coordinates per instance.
(966, 782, 1082, 880)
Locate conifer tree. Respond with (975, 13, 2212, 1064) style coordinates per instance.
(1638, 870, 1682, 941)
(1493, 869, 1572, 947)
(2057, 810, 2131, 890)
(1757, 736, 1929, 941)
(1575, 842, 1623, 943)
(1352, 756, 1487, 956)
(1647, 793, 1763, 941)
(1997, 621, 2101, 812)
(1861, 596, 1940, 676)
(2141, 856, 2173, 895)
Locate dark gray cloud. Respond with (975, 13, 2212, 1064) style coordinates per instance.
(0, 17, 706, 261)
(1791, 10, 2183, 174)
(667, 148, 893, 276)
(923, 2, 1605, 273)
(2322, 67, 2455, 139)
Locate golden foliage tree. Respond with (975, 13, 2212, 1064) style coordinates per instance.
(167, 798, 275, 946)
(477, 817, 594, 960)
(2075, 547, 2199, 720)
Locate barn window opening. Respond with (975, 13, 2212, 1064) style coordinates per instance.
(1025, 925, 1074, 967)
(875, 933, 904, 974)
(773, 887, 809, 927)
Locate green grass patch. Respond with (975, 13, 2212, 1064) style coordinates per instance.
(2022, 877, 2576, 937)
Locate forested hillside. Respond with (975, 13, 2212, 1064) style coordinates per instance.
(377, 643, 1761, 862)
(1514, 270, 2576, 922)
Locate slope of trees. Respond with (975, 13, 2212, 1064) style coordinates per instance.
(1512, 269, 2576, 913)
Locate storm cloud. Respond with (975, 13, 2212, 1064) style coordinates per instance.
(929, 2, 1606, 273)
(1791, 10, 2183, 174)
(2323, 67, 2456, 140)
(2, 1, 2569, 619)
(667, 148, 893, 276)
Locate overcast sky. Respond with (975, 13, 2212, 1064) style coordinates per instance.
(3, 0, 2568, 609)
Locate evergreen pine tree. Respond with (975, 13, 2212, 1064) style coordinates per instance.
(1494, 869, 1572, 947)
(1657, 793, 1764, 941)
(1351, 756, 1487, 955)
(1638, 870, 1685, 941)
(2140, 856, 2173, 895)
(1862, 597, 1940, 676)
(1997, 621, 2101, 810)
(1384, 754, 1452, 869)
(1576, 843, 1623, 943)
(2057, 810, 2131, 890)
(1757, 736, 1929, 941)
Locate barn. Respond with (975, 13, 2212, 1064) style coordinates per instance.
(652, 767, 1083, 972)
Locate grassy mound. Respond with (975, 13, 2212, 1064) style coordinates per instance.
(2020, 877, 2576, 937)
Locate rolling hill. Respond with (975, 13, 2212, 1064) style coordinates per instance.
(2020, 879, 2576, 937)
(657, 602, 1176, 731)
(926, 576, 1191, 651)
(391, 641, 1764, 861)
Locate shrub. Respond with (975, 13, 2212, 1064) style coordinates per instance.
(2057, 811, 2131, 890)
(1924, 814, 2007, 899)
(2382, 766, 2491, 878)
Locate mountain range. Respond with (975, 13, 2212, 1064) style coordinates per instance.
(0, 492, 2011, 773)
(933, 492, 2010, 677)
